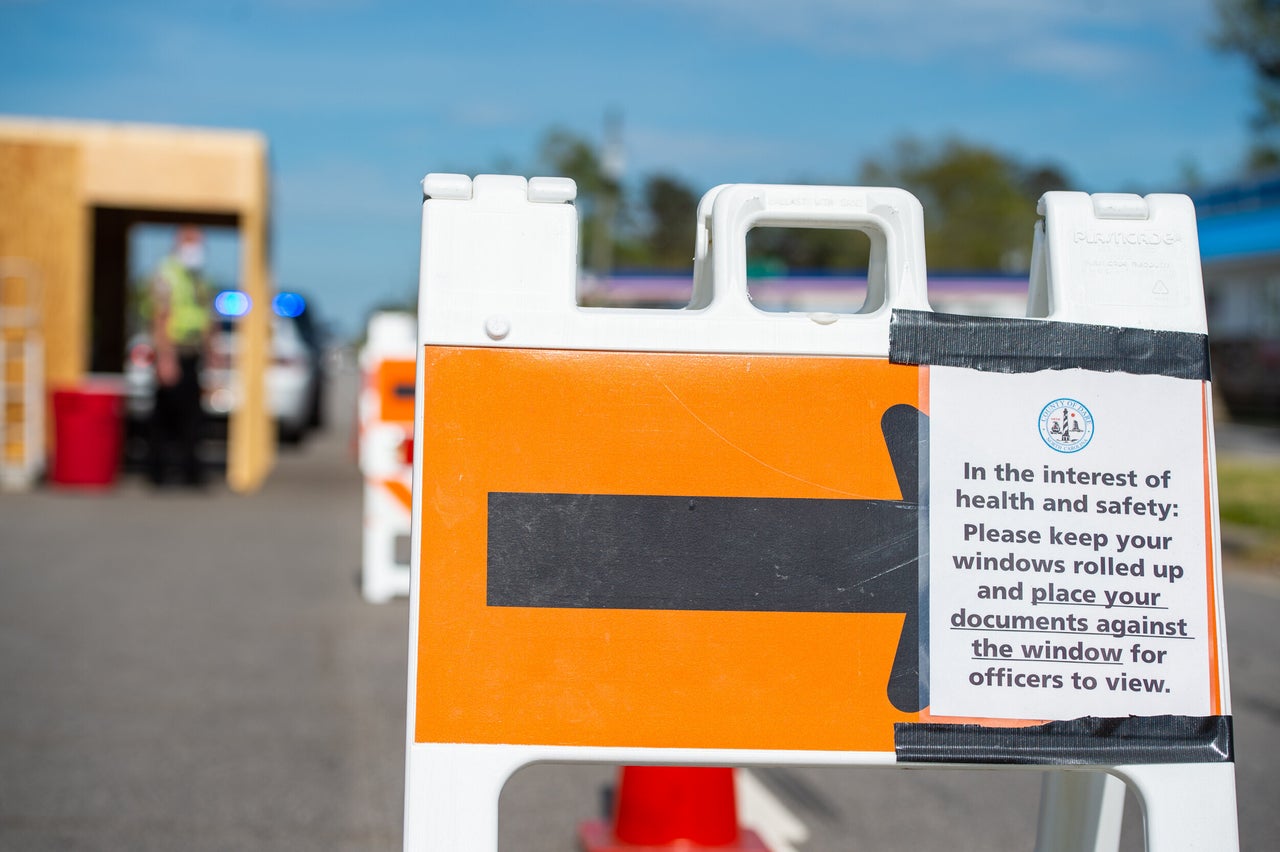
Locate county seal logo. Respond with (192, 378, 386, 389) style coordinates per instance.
(1038, 398, 1093, 453)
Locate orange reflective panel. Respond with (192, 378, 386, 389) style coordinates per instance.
(415, 346, 923, 752)
(376, 359, 417, 424)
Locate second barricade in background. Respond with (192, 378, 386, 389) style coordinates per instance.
(359, 311, 417, 604)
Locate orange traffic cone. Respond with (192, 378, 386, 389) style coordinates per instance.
(579, 766, 771, 850)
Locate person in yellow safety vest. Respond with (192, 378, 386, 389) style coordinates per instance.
(146, 225, 212, 487)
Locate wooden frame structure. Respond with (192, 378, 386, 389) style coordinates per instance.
(0, 116, 275, 492)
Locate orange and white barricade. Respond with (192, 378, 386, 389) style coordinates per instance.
(358, 311, 417, 603)
(403, 175, 1238, 851)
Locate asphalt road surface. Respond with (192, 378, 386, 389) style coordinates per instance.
(1, 371, 1276, 851)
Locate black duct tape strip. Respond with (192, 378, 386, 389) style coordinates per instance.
(889, 309, 1211, 380)
(487, 405, 927, 713)
(894, 715, 1233, 765)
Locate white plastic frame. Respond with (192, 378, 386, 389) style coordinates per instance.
(404, 180, 1238, 852)
(417, 176, 928, 357)
(1027, 192, 1237, 852)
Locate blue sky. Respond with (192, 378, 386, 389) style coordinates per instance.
(0, 0, 1259, 337)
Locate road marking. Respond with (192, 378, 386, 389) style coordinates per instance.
(737, 769, 810, 852)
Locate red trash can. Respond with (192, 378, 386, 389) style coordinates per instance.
(50, 381, 126, 487)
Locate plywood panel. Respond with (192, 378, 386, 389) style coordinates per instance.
(0, 139, 85, 387)
(0, 117, 275, 491)
(0, 118, 265, 213)
(80, 126, 264, 212)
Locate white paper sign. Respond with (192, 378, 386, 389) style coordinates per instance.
(927, 366, 1215, 720)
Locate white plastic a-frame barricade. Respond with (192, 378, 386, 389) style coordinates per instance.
(1021, 192, 1238, 852)
(359, 311, 417, 603)
(405, 176, 1237, 851)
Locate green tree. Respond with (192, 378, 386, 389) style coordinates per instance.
(743, 139, 1068, 275)
(640, 174, 699, 268)
(1213, 0, 1280, 172)
(859, 137, 1071, 271)
(745, 220, 872, 272)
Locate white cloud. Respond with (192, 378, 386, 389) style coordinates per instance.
(1005, 38, 1135, 78)
(449, 100, 529, 129)
(627, 0, 1216, 78)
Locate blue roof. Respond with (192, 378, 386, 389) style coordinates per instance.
(1193, 173, 1280, 261)
(1197, 203, 1280, 261)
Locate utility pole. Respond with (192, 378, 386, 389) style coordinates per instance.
(590, 109, 625, 277)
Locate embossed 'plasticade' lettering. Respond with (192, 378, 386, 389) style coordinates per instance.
(1072, 230, 1181, 246)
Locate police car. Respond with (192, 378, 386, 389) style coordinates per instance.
(124, 290, 323, 446)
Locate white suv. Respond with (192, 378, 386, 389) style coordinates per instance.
(124, 292, 320, 445)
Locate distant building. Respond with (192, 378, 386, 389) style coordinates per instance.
(1195, 175, 1280, 417)
(579, 271, 1030, 318)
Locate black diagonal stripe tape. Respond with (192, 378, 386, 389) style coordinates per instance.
(486, 405, 927, 713)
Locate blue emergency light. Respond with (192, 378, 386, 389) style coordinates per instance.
(273, 292, 306, 318)
(214, 290, 252, 318)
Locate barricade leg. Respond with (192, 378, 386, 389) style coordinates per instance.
(361, 483, 390, 603)
(404, 744, 533, 851)
(1035, 769, 1124, 852)
(362, 482, 409, 603)
(1110, 763, 1239, 851)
